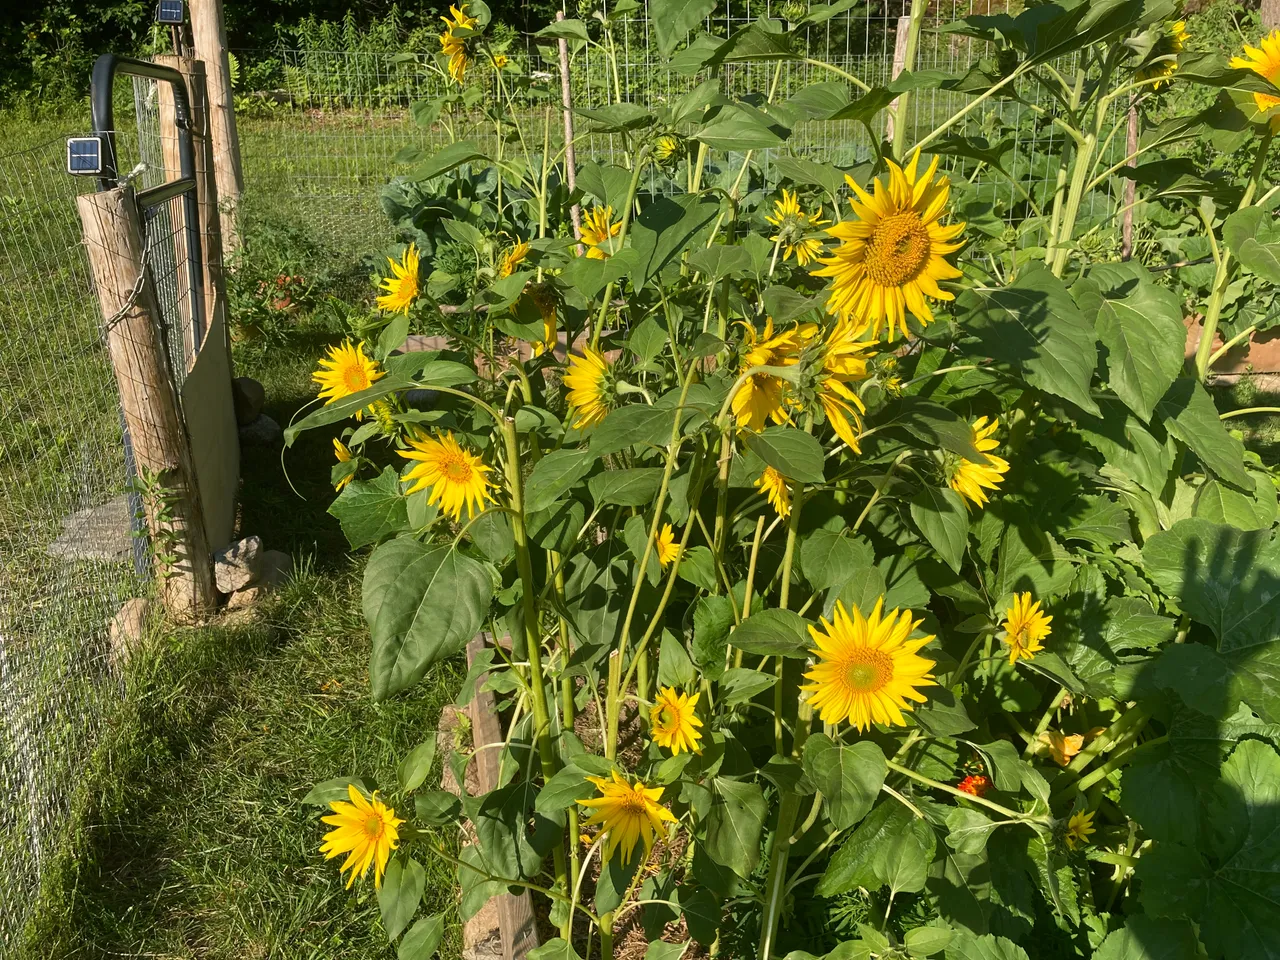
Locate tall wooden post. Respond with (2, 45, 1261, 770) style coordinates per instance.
(78, 187, 217, 622)
(884, 17, 912, 144)
(189, 0, 244, 257)
(1121, 96, 1138, 261)
(556, 10, 583, 250)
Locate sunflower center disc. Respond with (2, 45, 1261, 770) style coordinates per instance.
(621, 790, 648, 815)
(364, 814, 385, 839)
(442, 455, 472, 483)
(844, 649, 893, 693)
(864, 211, 930, 286)
(660, 707, 676, 729)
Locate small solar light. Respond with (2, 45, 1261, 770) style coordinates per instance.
(66, 137, 105, 176)
(155, 0, 185, 25)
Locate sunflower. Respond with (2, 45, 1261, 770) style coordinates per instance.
(580, 205, 623, 260)
(957, 774, 991, 797)
(333, 438, 355, 492)
(565, 348, 612, 428)
(817, 318, 876, 452)
(376, 243, 420, 314)
(1000, 592, 1052, 665)
(802, 597, 937, 731)
(656, 523, 682, 567)
(491, 52, 509, 69)
(756, 466, 792, 519)
(1065, 810, 1096, 850)
(1231, 30, 1280, 118)
(947, 416, 1009, 509)
(527, 282, 559, 357)
(439, 4, 478, 84)
(653, 134, 683, 164)
(399, 430, 495, 521)
(732, 318, 815, 432)
(813, 151, 965, 342)
(319, 784, 404, 889)
(313, 341, 384, 414)
(499, 240, 530, 278)
(650, 687, 703, 755)
(1136, 20, 1188, 90)
(577, 771, 677, 863)
(765, 188, 830, 267)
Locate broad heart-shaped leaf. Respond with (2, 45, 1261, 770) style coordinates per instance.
(958, 264, 1099, 415)
(328, 466, 411, 549)
(1072, 399, 1177, 496)
(1073, 262, 1186, 423)
(744, 426, 826, 484)
(1155, 378, 1251, 489)
(801, 736, 886, 830)
(378, 856, 425, 942)
(363, 541, 494, 700)
(397, 739, 438, 793)
(911, 486, 970, 573)
(591, 404, 675, 457)
(992, 507, 1076, 604)
(398, 913, 446, 960)
(588, 467, 664, 507)
(559, 247, 643, 300)
(801, 530, 874, 594)
(284, 376, 412, 445)
(1138, 740, 1280, 960)
(1223, 206, 1280, 284)
(574, 102, 656, 134)
(817, 801, 907, 896)
(1142, 518, 1280, 653)
(629, 194, 721, 290)
(1094, 915, 1206, 960)
(407, 139, 488, 182)
(944, 933, 1031, 960)
(687, 244, 753, 280)
(693, 103, 789, 151)
(525, 448, 596, 514)
(872, 810, 936, 898)
(703, 778, 766, 878)
(650, 0, 716, 56)
(873, 397, 982, 460)
(729, 608, 811, 658)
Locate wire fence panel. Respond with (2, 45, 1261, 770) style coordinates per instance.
(0, 135, 149, 952)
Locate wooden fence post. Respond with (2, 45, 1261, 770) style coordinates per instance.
(78, 187, 217, 622)
(556, 10, 584, 252)
(189, 0, 244, 257)
(885, 16, 912, 145)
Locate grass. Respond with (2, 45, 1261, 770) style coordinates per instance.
(20, 332, 465, 960)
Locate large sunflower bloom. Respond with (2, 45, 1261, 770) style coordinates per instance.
(802, 597, 937, 731)
(765, 188, 830, 267)
(319, 784, 404, 889)
(439, 4, 478, 84)
(813, 151, 965, 341)
(756, 466, 791, 519)
(817, 318, 876, 452)
(650, 687, 703, 755)
(1231, 30, 1280, 117)
(1001, 592, 1052, 665)
(578, 771, 676, 862)
(399, 430, 494, 521)
(732, 318, 815, 432)
(498, 240, 529, 278)
(565, 348, 611, 428)
(376, 244, 420, 314)
(1137, 20, 1188, 91)
(948, 416, 1009, 509)
(313, 340, 384, 413)
(580, 205, 623, 259)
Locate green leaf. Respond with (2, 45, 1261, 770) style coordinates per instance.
(628, 315, 669, 361)
(378, 857, 426, 942)
(830, 565, 888, 618)
(575, 102, 656, 133)
(801, 530, 874, 594)
(659, 632, 697, 690)
(284, 377, 412, 445)
(694, 103, 788, 151)
(629, 194, 722, 289)
(1195, 475, 1278, 531)
(399, 913, 446, 960)
(363, 542, 494, 700)
(874, 397, 982, 460)
(687, 245, 752, 279)
(1074, 262, 1186, 423)
(704, 778, 767, 878)
(1094, 914, 1207, 960)
(904, 926, 955, 958)
(943, 933, 1031, 960)
(303, 776, 369, 806)
(457, 845, 504, 921)
(644, 942, 687, 960)
(560, 247, 643, 300)
(1155, 378, 1251, 489)
(762, 285, 824, 322)
(958, 264, 1099, 415)
(534, 19, 590, 43)
(1074, 399, 1177, 496)
(651, 0, 716, 57)
(872, 811, 936, 897)
(911, 486, 970, 573)
(693, 595, 735, 680)
(817, 802, 909, 895)
(945, 808, 1003, 855)
(1138, 740, 1280, 960)
(744, 426, 825, 484)
(414, 791, 461, 826)
(1143, 519, 1280, 652)
(678, 546, 719, 592)
(397, 739, 438, 794)
(328, 466, 410, 549)
(1224, 206, 1280, 284)
(592, 405, 675, 458)
(408, 139, 489, 182)
(802, 736, 886, 829)
(993, 511, 1075, 604)
(525, 448, 596, 514)
(718, 667, 777, 705)
(730, 608, 811, 658)
(529, 498, 585, 554)
(589, 468, 665, 507)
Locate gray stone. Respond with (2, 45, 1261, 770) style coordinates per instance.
(232, 376, 266, 426)
(239, 413, 282, 447)
(48, 495, 136, 562)
(260, 549, 293, 587)
(109, 597, 151, 669)
(226, 584, 268, 610)
(214, 535, 263, 593)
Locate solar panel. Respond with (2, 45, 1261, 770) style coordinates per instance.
(155, 0, 184, 24)
(66, 137, 104, 176)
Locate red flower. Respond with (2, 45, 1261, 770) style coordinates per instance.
(958, 775, 991, 797)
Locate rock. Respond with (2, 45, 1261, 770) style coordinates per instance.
(260, 549, 293, 587)
(232, 376, 266, 426)
(48, 495, 135, 562)
(239, 413, 282, 447)
(109, 597, 151, 669)
(214, 535, 263, 593)
(226, 584, 268, 610)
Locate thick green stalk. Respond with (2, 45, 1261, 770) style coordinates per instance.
(1044, 69, 1086, 267)
(589, 152, 651, 350)
(1049, 126, 1097, 277)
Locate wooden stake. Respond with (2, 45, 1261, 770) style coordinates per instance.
(1122, 95, 1138, 261)
(556, 11, 584, 253)
(78, 187, 217, 622)
(189, 0, 244, 257)
(885, 16, 912, 145)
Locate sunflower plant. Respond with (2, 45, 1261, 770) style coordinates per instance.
(289, 2, 1280, 958)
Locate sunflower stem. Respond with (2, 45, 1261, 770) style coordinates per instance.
(1022, 684, 1070, 759)
(884, 759, 1027, 820)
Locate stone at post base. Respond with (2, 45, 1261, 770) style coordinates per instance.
(232, 376, 266, 426)
(109, 597, 152, 670)
(214, 535, 263, 593)
(238, 413, 282, 447)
